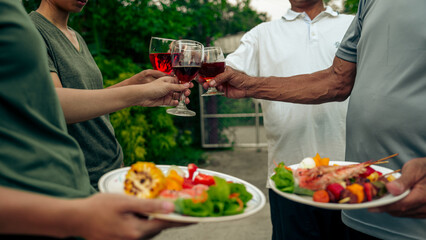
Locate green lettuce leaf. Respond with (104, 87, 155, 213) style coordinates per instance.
(174, 198, 212, 217)
(223, 198, 244, 216)
(207, 176, 230, 202)
(174, 176, 253, 217)
(229, 182, 253, 204)
(271, 163, 295, 193)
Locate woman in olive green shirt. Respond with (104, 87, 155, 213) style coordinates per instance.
(29, 0, 191, 189)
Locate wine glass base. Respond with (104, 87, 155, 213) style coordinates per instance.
(166, 107, 196, 117)
(201, 88, 225, 96)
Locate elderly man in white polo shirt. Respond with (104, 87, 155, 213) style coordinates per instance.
(222, 0, 354, 239)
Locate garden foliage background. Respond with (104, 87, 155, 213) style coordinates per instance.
(23, 0, 359, 166)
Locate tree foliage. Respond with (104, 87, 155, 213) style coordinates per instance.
(343, 0, 359, 14)
(24, 0, 266, 62)
(22, 0, 266, 165)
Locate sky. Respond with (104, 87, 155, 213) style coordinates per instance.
(231, 0, 345, 21)
(250, 0, 291, 20)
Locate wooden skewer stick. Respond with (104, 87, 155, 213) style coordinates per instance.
(377, 153, 399, 162)
(382, 169, 401, 177)
(367, 153, 399, 166)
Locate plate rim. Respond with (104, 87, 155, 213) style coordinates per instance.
(99, 165, 267, 223)
(269, 161, 410, 210)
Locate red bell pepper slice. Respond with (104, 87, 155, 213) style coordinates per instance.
(360, 166, 376, 178)
(187, 163, 198, 180)
(193, 173, 215, 186)
(363, 182, 373, 201)
(182, 178, 194, 189)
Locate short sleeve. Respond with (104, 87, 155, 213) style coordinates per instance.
(45, 44, 58, 73)
(336, 1, 365, 63)
(225, 28, 260, 77)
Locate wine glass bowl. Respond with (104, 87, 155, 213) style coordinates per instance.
(166, 40, 204, 117)
(149, 37, 175, 74)
(199, 46, 225, 96)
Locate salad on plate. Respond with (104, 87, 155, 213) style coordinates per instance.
(124, 162, 253, 217)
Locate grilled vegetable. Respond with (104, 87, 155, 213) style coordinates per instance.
(313, 190, 330, 203)
(326, 183, 345, 200)
(124, 162, 165, 199)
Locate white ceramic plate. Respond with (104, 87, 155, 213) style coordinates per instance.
(99, 165, 266, 223)
(269, 161, 410, 210)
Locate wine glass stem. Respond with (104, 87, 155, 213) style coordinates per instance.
(176, 92, 187, 109)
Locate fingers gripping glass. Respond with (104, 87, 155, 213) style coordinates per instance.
(199, 46, 225, 96)
(166, 40, 204, 117)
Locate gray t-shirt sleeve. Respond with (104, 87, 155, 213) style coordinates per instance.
(336, 2, 365, 63)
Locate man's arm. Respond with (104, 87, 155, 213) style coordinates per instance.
(212, 56, 357, 104)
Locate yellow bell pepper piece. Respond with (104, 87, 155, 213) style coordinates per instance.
(367, 172, 380, 182)
(164, 170, 184, 191)
(346, 183, 365, 203)
(386, 175, 396, 182)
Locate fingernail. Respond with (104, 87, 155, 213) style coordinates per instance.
(388, 181, 404, 195)
(162, 201, 175, 212)
(183, 83, 190, 87)
(209, 80, 216, 86)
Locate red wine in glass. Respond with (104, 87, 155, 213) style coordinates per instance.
(201, 46, 225, 96)
(149, 53, 172, 74)
(199, 62, 225, 82)
(167, 39, 204, 117)
(173, 66, 200, 83)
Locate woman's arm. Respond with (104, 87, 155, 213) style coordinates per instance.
(51, 73, 190, 124)
(0, 186, 185, 239)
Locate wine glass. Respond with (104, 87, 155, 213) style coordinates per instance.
(166, 40, 204, 117)
(149, 37, 175, 74)
(199, 46, 225, 96)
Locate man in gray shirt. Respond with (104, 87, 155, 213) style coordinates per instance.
(208, 0, 426, 239)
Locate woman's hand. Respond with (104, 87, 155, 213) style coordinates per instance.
(74, 193, 189, 240)
(135, 76, 192, 107)
(112, 70, 168, 88)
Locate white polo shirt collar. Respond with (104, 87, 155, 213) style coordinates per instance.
(282, 6, 339, 21)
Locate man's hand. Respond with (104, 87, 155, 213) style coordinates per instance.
(75, 193, 189, 240)
(207, 67, 251, 99)
(369, 157, 426, 218)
